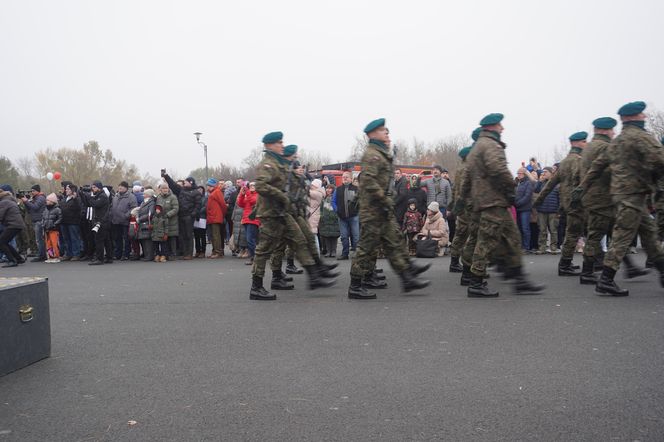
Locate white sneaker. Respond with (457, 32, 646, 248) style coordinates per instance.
(51, 258, 61, 263)
(44, 259, 53, 263)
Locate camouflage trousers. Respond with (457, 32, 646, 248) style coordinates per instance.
(251, 215, 315, 279)
(461, 210, 480, 268)
(449, 211, 469, 259)
(350, 212, 409, 278)
(270, 215, 319, 271)
(561, 209, 586, 260)
(605, 195, 664, 271)
(470, 207, 521, 277)
(583, 209, 613, 259)
(656, 199, 664, 241)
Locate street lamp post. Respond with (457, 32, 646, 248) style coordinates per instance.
(194, 132, 208, 183)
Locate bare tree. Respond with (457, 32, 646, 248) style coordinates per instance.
(647, 108, 664, 141)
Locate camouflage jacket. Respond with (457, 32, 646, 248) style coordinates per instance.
(359, 139, 394, 216)
(286, 170, 309, 218)
(538, 147, 583, 212)
(582, 124, 664, 199)
(255, 151, 290, 218)
(451, 161, 471, 215)
(465, 131, 513, 211)
(580, 134, 613, 213)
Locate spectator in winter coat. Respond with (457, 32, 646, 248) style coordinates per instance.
(515, 168, 534, 252)
(392, 169, 410, 224)
(163, 174, 202, 260)
(137, 189, 156, 261)
(110, 181, 138, 260)
(194, 186, 207, 258)
(150, 204, 169, 262)
(60, 184, 82, 260)
(423, 165, 451, 216)
(156, 183, 179, 260)
(534, 167, 561, 254)
(319, 186, 340, 257)
(206, 178, 227, 258)
(132, 183, 144, 205)
(0, 187, 26, 267)
(21, 184, 47, 262)
(402, 198, 424, 255)
(331, 171, 359, 260)
(307, 179, 325, 234)
(42, 193, 63, 262)
(236, 182, 259, 263)
(86, 180, 113, 265)
(417, 201, 449, 256)
(405, 174, 428, 216)
(224, 181, 238, 245)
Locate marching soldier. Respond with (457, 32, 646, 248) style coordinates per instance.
(348, 118, 430, 300)
(534, 131, 588, 276)
(460, 113, 544, 297)
(249, 132, 334, 301)
(448, 127, 481, 274)
(575, 101, 664, 296)
(577, 117, 649, 285)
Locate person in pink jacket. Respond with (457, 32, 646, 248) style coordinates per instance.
(307, 179, 325, 234)
(417, 202, 450, 256)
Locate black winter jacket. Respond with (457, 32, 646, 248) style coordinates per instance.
(41, 204, 63, 231)
(60, 196, 81, 224)
(164, 175, 202, 218)
(0, 191, 25, 230)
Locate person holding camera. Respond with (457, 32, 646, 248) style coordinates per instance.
(20, 184, 47, 262)
(60, 184, 82, 261)
(87, 180, 113, 265)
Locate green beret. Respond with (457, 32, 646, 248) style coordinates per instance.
(592, 117, 617, 129)
(569, 131, 588, 142)
(283, 144, 298, 157)
(262, 131, 283, 144)
(617, 101, 646, 116)
(364, 118, 386, 134)
(471, 127, 482, 141)
(458, 146, 472, 159)
(479, 113, 504, 126)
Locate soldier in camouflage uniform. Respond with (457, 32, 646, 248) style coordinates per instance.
(448, 127, 481, 274)
(575, 101, 664, 296)
(348, 118, 430, 300)
(534, 131, 587, 276)
(249, 132, 335, 301)
(458, 113, 544, 297)
(576, 117, 649, 285)
(269, 151, 339, 291)
(657, 137, 664, 242)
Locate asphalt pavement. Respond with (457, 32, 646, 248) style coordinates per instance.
(1, 252, 663, 441)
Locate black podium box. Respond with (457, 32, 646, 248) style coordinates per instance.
(0, 277, 51, 377)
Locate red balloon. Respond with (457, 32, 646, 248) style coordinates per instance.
(53, 172, 62, 180)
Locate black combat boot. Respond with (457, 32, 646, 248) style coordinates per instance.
(400, 268, 430, 293)
(305, 265, 336, 290)
(348, 276, 377, 299)
(409, 259, 431, 275)
(558, 257, 580, 276)
(510, 267, 545, 295)
(314, 257, 341, 278)
(460, 264, 472, 286)
(271, 270, 295, 290)
(250, 276, 277, 300)
(375, 268, 384, 273)
(645, 259, 655, 269)
(285, 258, 304, 274)
(362, 272, 388, 289)
(449, 256, 463, 273)
(595, 266, 628, 296)
(467, 274, 499, 298)
(580, 257, 598, 285)
(622, 255, 650, 279)
(372, 270, 386, 280)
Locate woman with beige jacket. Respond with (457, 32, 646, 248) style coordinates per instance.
(417, 202, 449, 256)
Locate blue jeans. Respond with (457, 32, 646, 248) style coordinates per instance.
(33, 222, 45, 258)
(112, 224, 131, 258)
(61, 223, 82, 257)
(338, 215, 359, 257)
(245, 224, 259, 257)
(517, 211, 531, 250)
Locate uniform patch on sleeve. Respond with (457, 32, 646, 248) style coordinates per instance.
(370, 156, 381, 162)
(263, 164, 272, 169)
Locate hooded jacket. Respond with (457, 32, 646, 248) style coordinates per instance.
(0, 191, 25, 230)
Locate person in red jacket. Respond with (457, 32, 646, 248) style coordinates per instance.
(206, 178, 227, 258)
(236, 181, 260, 264)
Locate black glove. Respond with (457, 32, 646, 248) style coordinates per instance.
(506, 193, 516, 206)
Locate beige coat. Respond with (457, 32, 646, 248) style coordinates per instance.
(307, 186, 325, 233)
(417, 210, 449, 248)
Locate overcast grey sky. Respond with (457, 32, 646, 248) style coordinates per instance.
(2, 0, 663, 178)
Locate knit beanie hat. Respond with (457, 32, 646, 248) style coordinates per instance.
(46, 193, 58, 204)
(0, 184, 13, 193)
(143, 189, 155, 198)
(207, 178, 218, 187)
(427, 201, 440, 212)
(31, 184, 41, 192)
(92, 180, 103, 189)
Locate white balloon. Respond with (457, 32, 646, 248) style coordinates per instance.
(46, 172, 54, 181)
